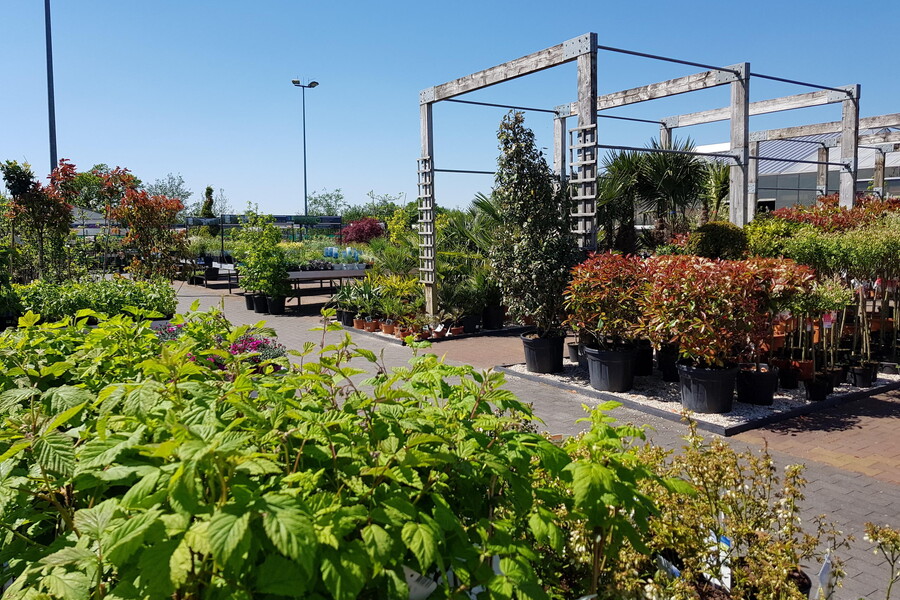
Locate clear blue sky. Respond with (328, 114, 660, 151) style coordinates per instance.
(3, 0, 898, 214)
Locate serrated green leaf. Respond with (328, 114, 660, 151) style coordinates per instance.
(361, 523, 394, 566)
(0, 439, 32, 464)
(121, 469, 162, 509)
(102, 510, 161, 565)
(39, 546, 98, 568)
(0, 387, 39, 412)
(261, 494, 315, 578)
(255, 554, 309, 597)
(34, 432, 75, 477)
(208, 506, 250, 566)
(74, 501, 118, 540)
(43, 401, 88, 434)
(43, 570, 92, 600)
(43, 386, 94, 413)
(78, 427, 145, 470)
(136, 539, 178, 598)
(401, 522, 438, 572)
(320, 543, 368, 600)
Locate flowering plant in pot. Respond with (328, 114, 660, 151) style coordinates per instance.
(564, 252, 646, 391)
(639, 255, 759, 413)
(489, 112, 578, 373)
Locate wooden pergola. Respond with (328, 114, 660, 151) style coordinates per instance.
(417, 33, 865, 312)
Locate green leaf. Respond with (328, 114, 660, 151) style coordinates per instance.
(255, 554, 309, 597)
(136, 539, 178, 598)
(121, 469, 163, 509)
(401, 522, 438, 572)
(261, 494, 316, 578)
(43, 401, 88, 434)
(0, 387, 39, 412)
(320, 543, 368, 600)
(208, 506, 251, 566)
(103, 510, 161, 565)
(39, 546, 97, 568)
(361, 523, 394, 566)
(43, 570, 92, 600)
(34, 432, 75, 477)
(567, 461, 615, 515)
(0, 439, 32, 464)
(78, 427, 145, 470)
(74, 501, 117, 540)
(43, 386, 94, 413)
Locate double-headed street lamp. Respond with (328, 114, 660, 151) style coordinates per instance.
(291, 79, 318, 216)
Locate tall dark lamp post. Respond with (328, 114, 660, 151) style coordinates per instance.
(290, 79, 318, 216)
(45, 0, 58, 172)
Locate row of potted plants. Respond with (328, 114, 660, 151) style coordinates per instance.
(562, 252, 822, 413)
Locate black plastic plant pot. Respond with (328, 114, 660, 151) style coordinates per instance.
(521, 333, 564, 374)
(804, 376, 832, 401)
(778, 366, 800, 390)
(879, 362, 899, 375)
(736, 364, 778, 406)
(244, 294, 255, 310)
(482, 305, 505, 330)
(634, 342, 654, 377)
(267, 296, 286, 315)
(584, 347, 636, 393)
(567, 342, 580, 363)
(341, 311, 355, 327)
(253, 294, 269, 314)
(204, 267, 220, 281)
(848, 366, 874, 387)
(461, 314, 481, 335)
(676, 363, 738, 414)
(656, 346, 680, 382)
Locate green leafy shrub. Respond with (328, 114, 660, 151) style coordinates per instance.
(0, 307, 665, 599)
(13, 278, 177, 320)
(684, 221, 748, 259)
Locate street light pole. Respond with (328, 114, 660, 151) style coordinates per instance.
(45, 0, 58, 172)
(291, 79, 318, 216)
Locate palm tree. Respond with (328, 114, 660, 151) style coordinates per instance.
(700, 160, 730, 225)
(597, 150, 644, 253)
(637, 137, 706, 245)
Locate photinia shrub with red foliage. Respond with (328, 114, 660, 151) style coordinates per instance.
(108, 186, 186, 280)
(770, 193, 900, 233)
(564, 252, 646, 348)
(340, 217, 384, 243)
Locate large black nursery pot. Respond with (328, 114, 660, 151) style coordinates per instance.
(253, 294, 269, 314)
(736, 364, 778, 406)
(341, 310, 355, 327)
(804, 375, 832, 401)
(584, 346, 636, 392)
(521, 332, 564, 374)
(267, 296, 286, 315)
(677, 363, 738, 414)
(461, 314, 481, 335)
(482, 305, 505, 330)
(634, 340, 654, 377)
(244, 294, 255, 310)
(848, 365, 874, 387)
(656, 344, 680, 382)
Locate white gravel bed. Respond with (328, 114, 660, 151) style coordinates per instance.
(504, 361, 900, 429)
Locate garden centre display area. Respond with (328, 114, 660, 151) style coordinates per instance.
(5, 34, 900, 599)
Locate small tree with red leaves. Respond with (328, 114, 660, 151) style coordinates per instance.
(340, 217, 384, 243)
(108, 186, 186, 280)
(1, 159, 76, 281)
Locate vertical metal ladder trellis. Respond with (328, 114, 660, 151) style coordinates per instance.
(568, 123, 598, 250)
(416, 156, 435, 285)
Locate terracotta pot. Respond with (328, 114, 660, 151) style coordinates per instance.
(353, 318, 366, 329)
(431, 329, 447, 339)
(449, 326, 465, 336)
(791, 359, 814, 381)
(396, 328, 411, 339)
(381, 322, 396, 335)
(364, 320, 380, 332)
(763, 334, 786, 352)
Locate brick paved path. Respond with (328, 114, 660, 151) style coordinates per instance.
(176, 281, 898, 599)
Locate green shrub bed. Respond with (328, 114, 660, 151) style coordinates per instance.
(13, 278, 177, 321)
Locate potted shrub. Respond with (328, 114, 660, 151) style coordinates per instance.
(640, 256, 759, 414)
(565, 252, 645, 392)
(259, 253, 291, 316)
(490, 112, 578, 373)
(736, 258, 815, 405)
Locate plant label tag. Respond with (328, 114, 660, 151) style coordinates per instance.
(818, 552, 833, 598)
(655, 554, 681, 578)
(823, 313, 834, 329)
(403, 566, 437, 600)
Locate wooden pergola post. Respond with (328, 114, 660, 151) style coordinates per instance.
(839, 85, 861, 208)
(873, 149, 886, 197)
(747, 140, 759, 219)
(729, 63, 750, 227)
(417, 95, 437, 315)
(572, 33, 598, 250)
(816, 146, 829, 195)
(659, 124, 672, 148)
(553, 112, 568, 185)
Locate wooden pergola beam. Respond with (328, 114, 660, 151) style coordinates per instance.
(858, 131, 900, 145)
(597, 67, 739, 110)
(663, 87, 855, 128)
(424, 34, 596, 103)
(749, 113, 900, 142)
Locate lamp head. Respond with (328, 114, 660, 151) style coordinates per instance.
(291, 79, 301, 86)
(308, 81, 319, 88)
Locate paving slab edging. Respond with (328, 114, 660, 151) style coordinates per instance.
(338, 324, 532, 346)
(495, 365, 900, 436)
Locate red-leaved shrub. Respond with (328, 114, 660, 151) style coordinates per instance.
(340, 218, 384, 243)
